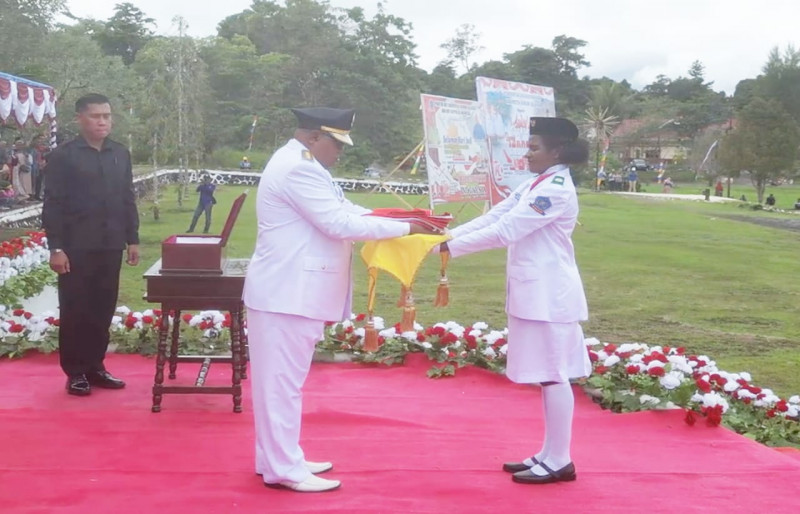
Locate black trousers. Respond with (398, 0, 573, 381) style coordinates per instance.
(57, 249, 123, 377)
(188, 202, 213, 233)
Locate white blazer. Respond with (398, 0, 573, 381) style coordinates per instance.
(447, 164, 588, 323)
(243, 139, 409, 322)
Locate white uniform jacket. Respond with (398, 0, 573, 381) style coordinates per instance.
(446, 164, 588, 323)
(243, 139, 409, 321)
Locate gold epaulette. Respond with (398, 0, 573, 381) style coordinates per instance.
(301, 149, 313, 161)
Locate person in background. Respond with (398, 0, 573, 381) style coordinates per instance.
(793, 198, 800, 210)
(186, 174, 217, 234)
(627, 167, 638, 192)
(662, 176, 674, 193)
(42, 93, 139, 397)
(440, 117, 591, 485)
(240, 156, 252, 169)
(243, 107, 439, 493)
(765, 193, 776, 207)
(714, 179, 724, 197)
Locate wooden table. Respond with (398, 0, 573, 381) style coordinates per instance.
(143, 258, 248, 413)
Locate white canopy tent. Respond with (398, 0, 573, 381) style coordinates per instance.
(0, 72, 57, 146)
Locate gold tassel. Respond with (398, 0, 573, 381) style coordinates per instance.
(399, 287, 416, 332)
(396, 284, 408, 308)
(434, 250, 450, 307)
(364, 318, 379, 352)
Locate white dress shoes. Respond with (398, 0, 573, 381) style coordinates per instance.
(265, 474, 341, 492)
(305, 460, 333, 474)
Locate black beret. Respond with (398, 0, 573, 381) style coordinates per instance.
(529, 117, 579, 140)
(291, 107, 356, 146)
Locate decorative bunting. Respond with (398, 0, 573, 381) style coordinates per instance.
(0, 72, 57, 126)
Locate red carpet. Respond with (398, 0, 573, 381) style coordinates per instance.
(1, 352, 799, 513)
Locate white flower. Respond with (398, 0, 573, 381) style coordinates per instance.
(340, 319, 353, 330)
(739, 372, 752, 382)
(420, 342, 432, 349)
(583, 337, 601, 346)
(659, 372, 683, 390)
(787, 406, 799, 418)
(603, 355, 621, 367)
(484, 330, 505, 346)
(700, 392, 730, 413)
(789, 395, 800, 404)
(116, 306, 131, 314)
(629, 354, 644, 364)
(399, 330, 417, 341)
(498, 344, 508, 355)
(373, 316, 386, 330)
(596, 350, 609, 361)
(646, 361, 666, 371)
(667, 355, 693, 375)
(379, 327, 397, 339)
(482, 346, 497, 358)
(468, 329, 483, 338)
(353, 327, 365, 339)
(639, 394, 661, 406)
(472, 321, 488, 331)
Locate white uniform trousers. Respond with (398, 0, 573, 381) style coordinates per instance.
(247, 309, 324, 483)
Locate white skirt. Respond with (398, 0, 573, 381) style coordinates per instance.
(505, 316, 592, 384)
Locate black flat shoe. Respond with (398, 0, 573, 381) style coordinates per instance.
(512, 462, 576, 485)
(86, 370, 126, 389)
(66, 375, 91, 396)
(502, 457, 539, 473)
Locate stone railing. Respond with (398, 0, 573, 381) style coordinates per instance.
(0, 169, 430, 228)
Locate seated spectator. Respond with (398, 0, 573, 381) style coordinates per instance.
(794, 198, 800, 210)
(239, 156, 252, 169)
(662, 177, 674, 194)
(765, 193, 776, 207)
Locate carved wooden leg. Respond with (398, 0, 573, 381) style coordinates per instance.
(238, 306, 248, 380)
(230, 308, 243, 413)
(169, 310, 181, 379)
(152, 309, 170, 413)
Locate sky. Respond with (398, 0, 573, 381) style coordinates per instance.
(63, 0, 800, 95)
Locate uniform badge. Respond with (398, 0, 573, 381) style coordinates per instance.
(529, 196, 551, 215)
(514, 192, 521, 200)
(552, 176, 565, 186)
(301, 149, 313, 161)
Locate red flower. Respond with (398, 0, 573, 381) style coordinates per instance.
(345, 326, 354, 334)
(355, 313, 366, 322)
(594, 365, 609, 375)
(378, 336, 386, 345)
(23, 312, 32, 319)
(153, 309, 162, 316)
(604, 343, 617, 353)
(776, 401, 789, 413)
(766, 409, 776, 418)
(647, 367, 666, 377)
(662, 346, 671, 354)
(9, 323, 25, 333)
(676, 347, 686, 355)
(492, 337, 506, 348)
(441, 332, 459, 344)
(704, 405, 723, 426)
(464, 334, 477, 349)
(447, 351, 456, 358)
(124, 317, 137, 329)
(12, 309, 25, 316)
(182, 313, 193, 323)
(588, 351, 599, 362)
(709, 374, 727, 386)
(142, 316, 154, 324)
(625, 365, 640, 375)
(684, 409, 697, 426)
(416, 332, 426, 342)
(695, 378, 712, 393)
(52, 319, 60, 327)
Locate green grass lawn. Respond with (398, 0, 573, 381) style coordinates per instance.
(125, 185, 800, 396)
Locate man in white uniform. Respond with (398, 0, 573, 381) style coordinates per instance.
(243, 107, 438, 492)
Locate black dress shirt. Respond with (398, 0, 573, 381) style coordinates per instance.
(42, 136, 139, 251)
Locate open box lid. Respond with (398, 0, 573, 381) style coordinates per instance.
(219, 192, 248, 247)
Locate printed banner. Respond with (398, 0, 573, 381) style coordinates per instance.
(420, 94, 490, 205)
(475, 76, 556, 204)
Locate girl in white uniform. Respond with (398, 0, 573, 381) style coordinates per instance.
(442, 117, 591, 485)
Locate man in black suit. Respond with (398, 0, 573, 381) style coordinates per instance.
(42, 93, 140, 396)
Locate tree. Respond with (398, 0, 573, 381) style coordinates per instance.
(718, 97, 799, 203)
(754, 45, 800, 125)
(439, 23, 484, 74)
(93, 2, 156, 65)
(551, 35, 590, 76)
(0, 0, 65, 73)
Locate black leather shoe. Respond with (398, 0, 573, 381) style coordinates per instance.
(86, 370, 126, 389)
(503, 457, 538, 473)
(512, 462, 576, 485)
(66, 375, 91, 396)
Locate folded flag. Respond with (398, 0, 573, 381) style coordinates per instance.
(367, 208, 453, 232)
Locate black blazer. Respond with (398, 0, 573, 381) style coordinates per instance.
(42, 136, 139, 251)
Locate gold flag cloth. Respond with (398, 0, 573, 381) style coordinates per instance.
(360, 234, 449, 349)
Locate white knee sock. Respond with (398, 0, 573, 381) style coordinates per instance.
(530, 382, 574, 475)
